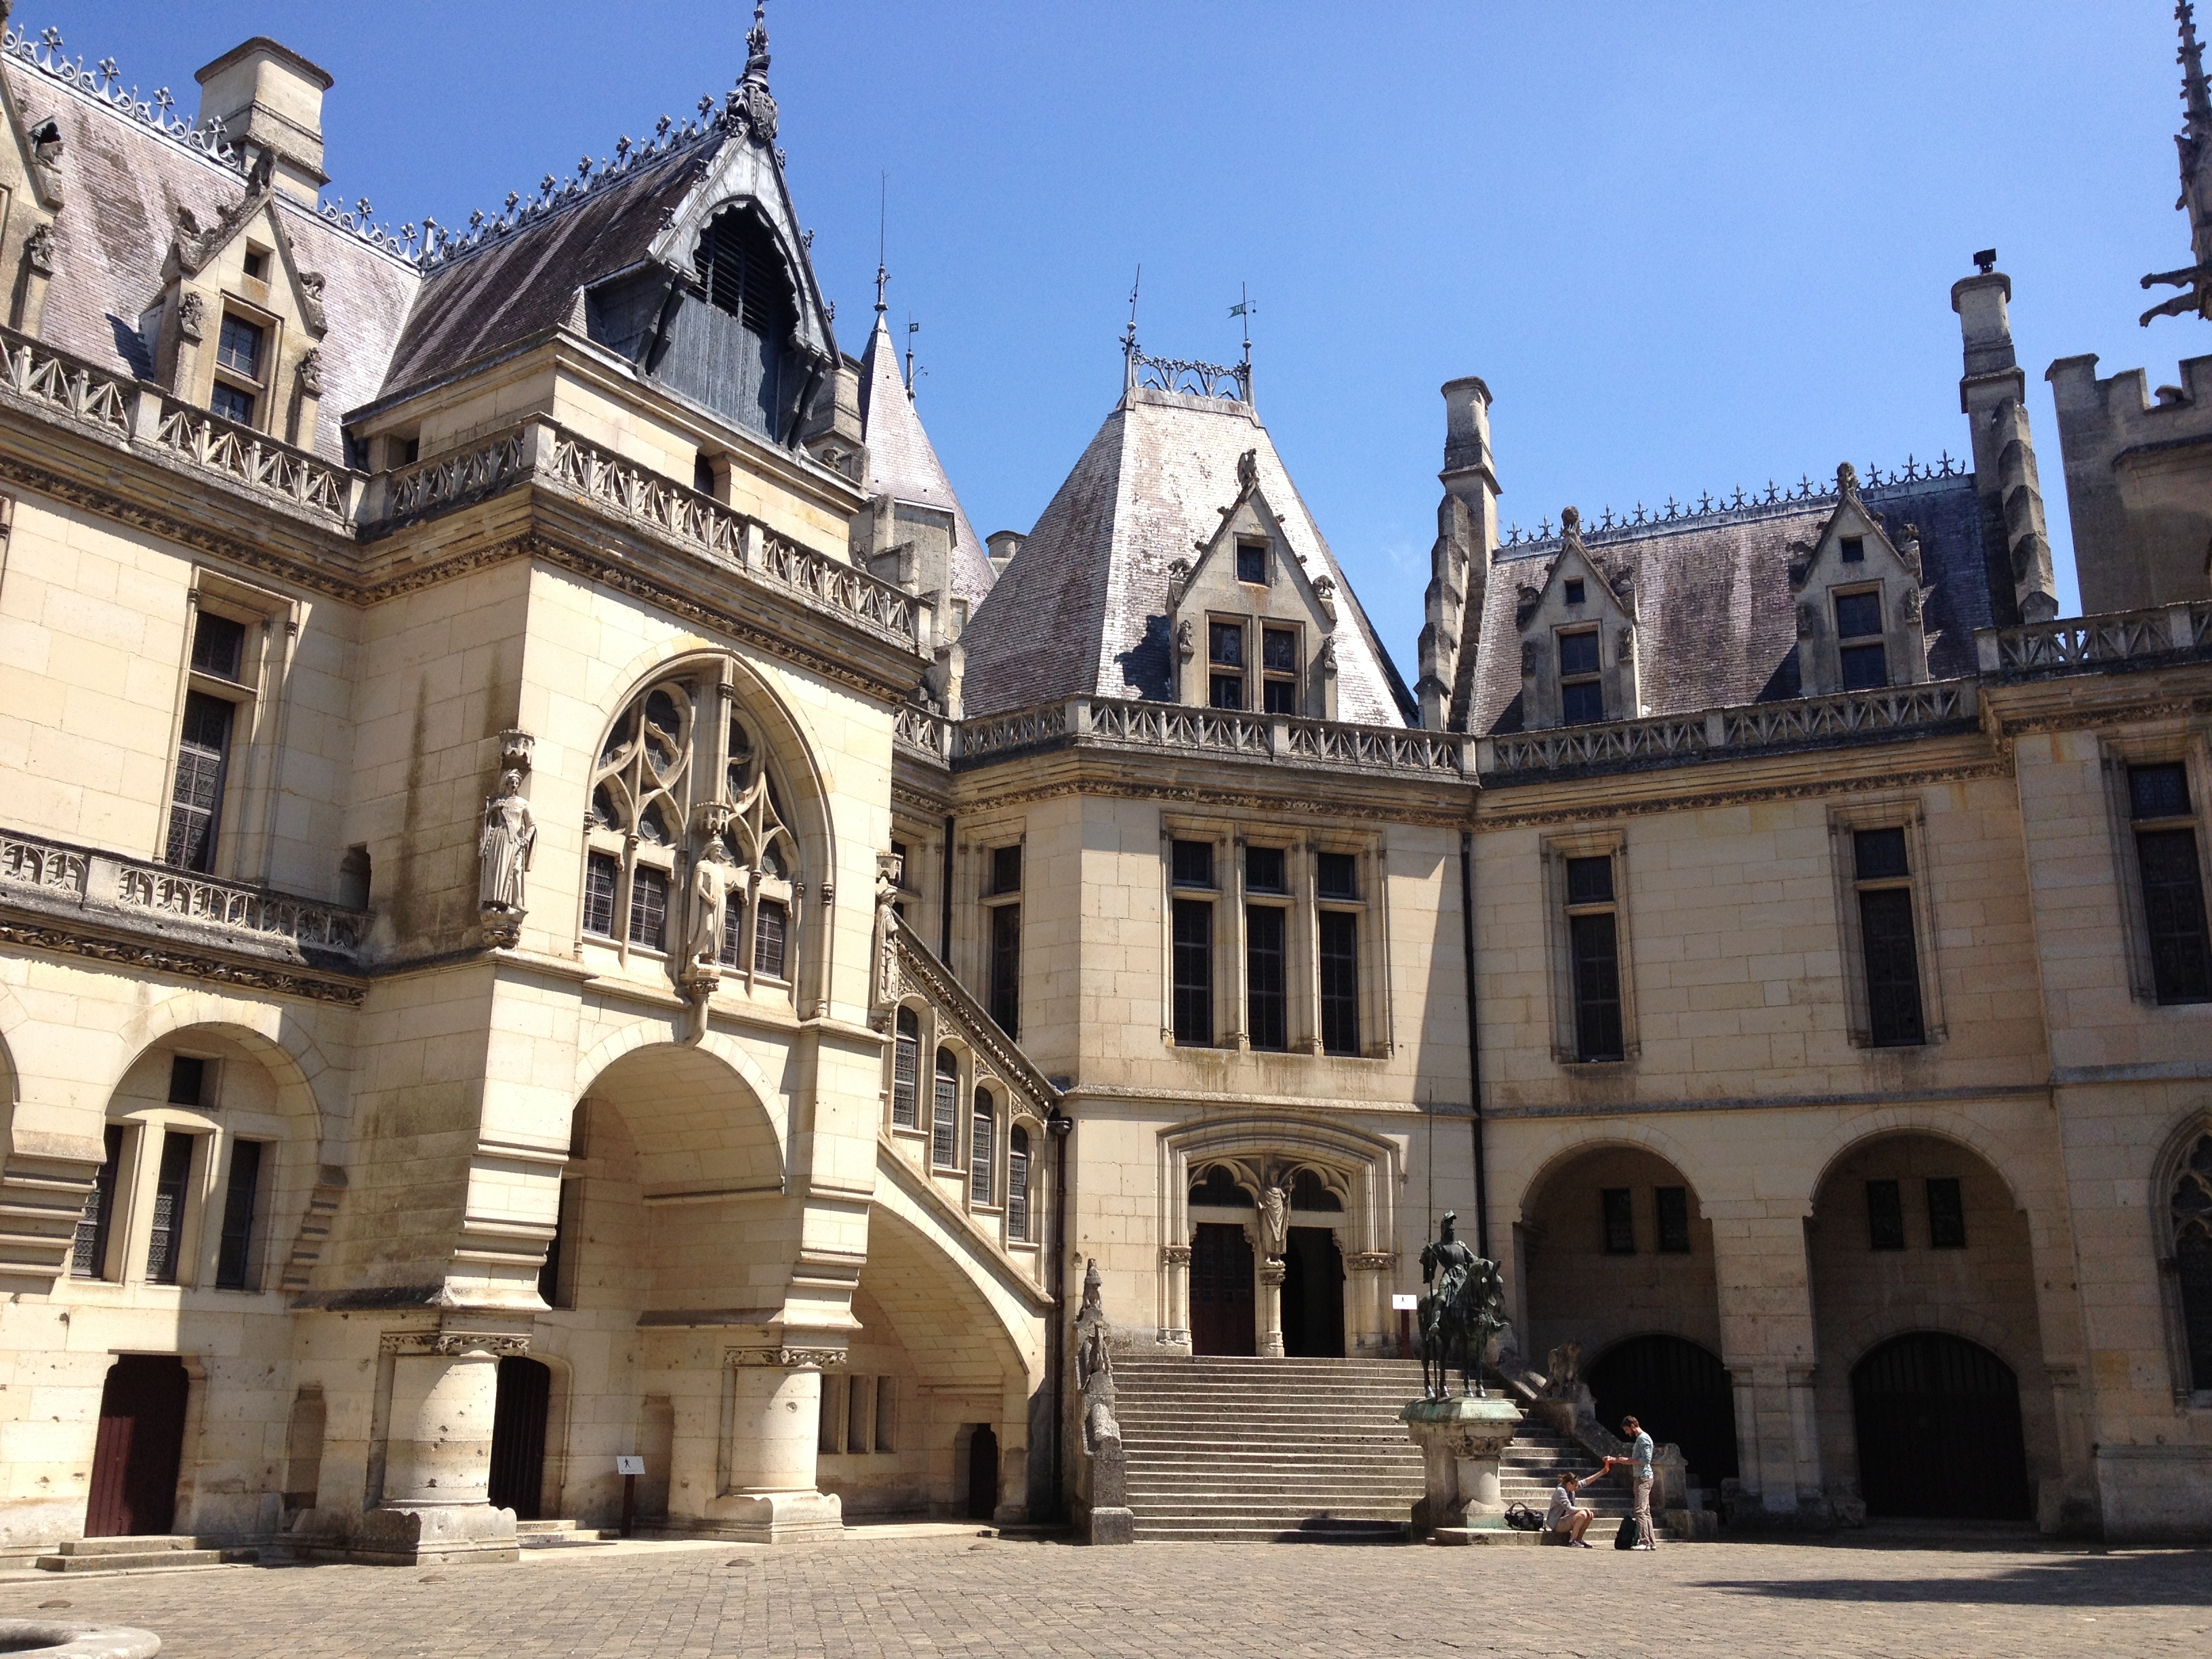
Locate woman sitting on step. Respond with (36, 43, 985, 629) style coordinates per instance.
(1544, 1470, 1598, 1547)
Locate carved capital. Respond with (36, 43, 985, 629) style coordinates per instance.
(725, 1345, 845, 1370)
(479, 902, 525, 948)
(1160, 1244, 1192, 1267)
(1345, 1250, 1396, 1273)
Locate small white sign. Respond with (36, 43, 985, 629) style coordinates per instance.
(615, 1455, 646, 1476)
(1391, 1293, 1418, 1311)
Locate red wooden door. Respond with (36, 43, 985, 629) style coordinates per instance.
(85, 1356, 190, 1537)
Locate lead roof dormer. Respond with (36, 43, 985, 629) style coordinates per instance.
(1788, 464, 1931, 695)
(1514, 508, 1641, 729)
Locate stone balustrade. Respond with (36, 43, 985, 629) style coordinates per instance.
(0, 827, 371, 971)
(0, 327, 357, 522)
(1976, 600, 2212, 676)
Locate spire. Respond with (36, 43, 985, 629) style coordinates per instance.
(2142, 0, 2212, 324)
(726, 1, 779, 146)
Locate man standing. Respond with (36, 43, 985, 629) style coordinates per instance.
(1602, 1416, 1658, 1549)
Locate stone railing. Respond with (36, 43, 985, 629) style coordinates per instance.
(541, 428, 921, 650)
(0, 827, 370, 962)
(1479, 680, 1978, 779)
(150, 403, 352, 519)
(1977, 602, 2212, 676)
(0, 331, 129, 433)
(0, 327, 359, 523)
(379, 427, 530, 525)
(892, 695, 1471, 778)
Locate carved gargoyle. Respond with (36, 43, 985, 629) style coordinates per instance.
(1235, 447, 1259, 492)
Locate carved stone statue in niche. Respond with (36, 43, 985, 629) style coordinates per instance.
(689, 836, 737, 970)
(872, 850, 904, 1015)
(478, 770, 537, 943)
(1260, 1183, 1288, 1258)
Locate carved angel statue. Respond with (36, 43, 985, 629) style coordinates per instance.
(477, 771, 537, 911)
(690, 836, 737, 968)
(1260, 1184, 1288, 1258)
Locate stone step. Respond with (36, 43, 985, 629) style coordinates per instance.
(35, 1546, 254, 1573)
(1130, 1523, 1410, 1542)
(47, 1536, 206, 1557)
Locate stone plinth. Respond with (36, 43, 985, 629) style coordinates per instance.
(1401, 1396, 1522, 1535)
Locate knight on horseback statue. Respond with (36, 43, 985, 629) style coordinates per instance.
(1416, 1210, 1508, 1400)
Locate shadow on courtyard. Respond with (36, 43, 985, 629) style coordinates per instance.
(1696, 1549, 2212, 1608)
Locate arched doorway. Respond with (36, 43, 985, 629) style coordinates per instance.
(964, 1425, 998, 1521)
(488, 1357, 552, 1520)
(1586, 1335, 1738, 1485)
(1282, 1229, 1345, 1358)
(1851, 1332, 2028, 1519)
(1190, 1225, 1256, 1356)
(1807, 1132, 2053, 1520)
(86, 1355, 190, 1537)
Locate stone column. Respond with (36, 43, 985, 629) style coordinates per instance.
(1712, 1208, 1826, 1522)
(354, 1330, 522, 1565)
(705, 1345, 844, 1542)
(1258, 1254, 1286, 1358)
(1347, 1250, 1394, 1355)
(1161, 1243, 1191, 1349)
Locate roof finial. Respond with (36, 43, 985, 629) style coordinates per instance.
(876, 171, 890, 316)
(2142, 0, 2212, 323)
(1121, 265, 1141, 392)
(744, 1, 771, 85)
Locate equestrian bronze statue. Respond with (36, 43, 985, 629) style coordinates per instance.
(1417, 1211, 1508, 1400)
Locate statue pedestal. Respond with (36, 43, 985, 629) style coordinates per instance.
(1400, 1396, 1522, 1537)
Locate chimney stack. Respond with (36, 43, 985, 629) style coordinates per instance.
(194, 37, 333, 204)
(1952, 257, 2057, 623)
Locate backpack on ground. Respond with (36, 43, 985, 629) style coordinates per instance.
(1502, 1502, 1542, 1532)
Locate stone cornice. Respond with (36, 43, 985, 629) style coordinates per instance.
(0, 918, 367, 1005)
(1471, 756, 2013, 833)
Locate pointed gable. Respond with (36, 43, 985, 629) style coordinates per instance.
(960, 384, 1414, 725)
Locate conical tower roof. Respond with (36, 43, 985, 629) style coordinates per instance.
(857, 312, 997, 608)
(960, 384, 1415, 724)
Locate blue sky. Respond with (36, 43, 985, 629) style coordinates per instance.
(33, 3, 2209, 660)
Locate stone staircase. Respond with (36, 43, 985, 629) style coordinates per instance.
(1113, 1355, 1646, 1544)
(35, 1535, 258, 1573)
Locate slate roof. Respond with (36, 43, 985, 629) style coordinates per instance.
(961, 386, 1416, 725)
(856, 310, 996, 608)
(377, 144, 704, 401)
(6, 58, 420, 463)
(1467, 474, 1996, 735)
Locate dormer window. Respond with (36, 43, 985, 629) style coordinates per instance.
(211, 312, 266, 428)
(1208, 620, 1246, 710)
(1564, 578, 1586, 606)
(1557, 628, 1604, 724)
(1835, 590, 1887, 690)
(1840, 536, 1865, 565)
(241, 247, 270, 284)
(696, 206, 798, 437)
(1236, 541, 1268, 585)
(1261, 626, 1299, 715)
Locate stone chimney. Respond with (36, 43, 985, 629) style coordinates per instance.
(1952, 257, 2057, 623)
(985, 530, 1024, 580)
(1420, 377, 1498, 729)
(194, 37, 333, 204)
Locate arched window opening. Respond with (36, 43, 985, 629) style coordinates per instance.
(970, 1090, 996, 1206)
(585, 672, 799, 995)
(2172, 1132, 2212, 1391)
(695, 206, 797, 438)
(1008, 1126, 1032, 1242)
(1189, 1164, 1252, 1208)
(930, 1050, 960, 1169)
(1288, 1167, 1343, 1212)
(890, 1009, 920, 1128)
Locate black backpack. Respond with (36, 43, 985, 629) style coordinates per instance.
(1614, 1513, 1639, 1549)
(1503, 1502, 1542, 1532)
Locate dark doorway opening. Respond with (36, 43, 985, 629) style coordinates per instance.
(1281, 1227, 1345, 1357)
(1189, 1223, 1256, 1356)
(1851, 1332, 2029, 1519)
(1586, 1334, 1738, 1486)
(965, 1424, 998, 1521)
(488, 1356, 552, 1520)
(86, 1355, 190, 1537)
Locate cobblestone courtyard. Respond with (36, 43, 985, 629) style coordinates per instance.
(3, 1534, 2208, 1659)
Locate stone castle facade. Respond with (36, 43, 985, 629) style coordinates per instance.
(0, 4, 2207, 1561)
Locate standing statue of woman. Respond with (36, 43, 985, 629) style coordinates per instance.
(691, 836, 737, 968)
(478, 771, 536, 911)
(1261, 1184, 1289, 1259)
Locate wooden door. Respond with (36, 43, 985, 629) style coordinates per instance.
(487, 1357, 551, 1520)
(1189, 1223, 1255, 1356)
(1851, 1332, 2029, 1519)
(85, 1356, 190, 1538)
(1586, 1334, 1739, 1484)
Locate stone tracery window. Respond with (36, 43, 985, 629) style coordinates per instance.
(583, 665, 800, 991)
(2172, 1132, 2212, 1393)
